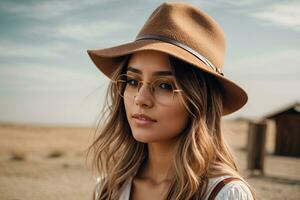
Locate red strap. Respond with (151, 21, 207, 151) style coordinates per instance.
(207, 177, 240, 200)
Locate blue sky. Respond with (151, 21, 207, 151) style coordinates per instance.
(0, 0, 299, 126)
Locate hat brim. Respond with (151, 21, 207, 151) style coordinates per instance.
(87, 39, 247, 115)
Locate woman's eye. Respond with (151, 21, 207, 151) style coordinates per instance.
(159, 82, 173, 91)
(127, 79, 139, 87)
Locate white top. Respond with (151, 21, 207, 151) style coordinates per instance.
(95, 175, 254, 200)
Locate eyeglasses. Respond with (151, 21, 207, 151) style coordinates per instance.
(113, 74, 183, 105)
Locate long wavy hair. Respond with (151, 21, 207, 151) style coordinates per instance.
(87, 54, 255, 200)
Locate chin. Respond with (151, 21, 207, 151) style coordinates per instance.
(132, 134, 152, 143)
(132, 132, 159, 143)
(132, 131, 177, 144)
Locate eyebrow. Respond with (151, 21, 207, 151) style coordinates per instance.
(127, 66, 173, 76)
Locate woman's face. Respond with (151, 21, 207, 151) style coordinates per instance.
(123, 50, 189, 143)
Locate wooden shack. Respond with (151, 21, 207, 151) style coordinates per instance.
(265, 102, 300, 157)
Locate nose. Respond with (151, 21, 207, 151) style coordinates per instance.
(134, 83, 154, 108)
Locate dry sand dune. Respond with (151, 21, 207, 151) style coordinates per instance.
(0, 120, 299, 200)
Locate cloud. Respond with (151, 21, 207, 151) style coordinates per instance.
(0, 41, 70, 58)
(0, 0, 105, 19)
(214, 0, 263, 7)
(226, 49, 300, 81)
(200, 0, 300, 32)
(27, 20, 129, 41)
(252, 1, 300, 31)
(0, 63, 107, 92)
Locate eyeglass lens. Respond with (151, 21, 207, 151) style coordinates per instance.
(116, 74, 177, 105)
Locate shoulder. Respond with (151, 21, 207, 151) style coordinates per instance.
(204, 176, 254, 200)
(214, 180, 254, 200)
(94, 176, 133, 200)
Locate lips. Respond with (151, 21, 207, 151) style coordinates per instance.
(132, 113, 157, 122)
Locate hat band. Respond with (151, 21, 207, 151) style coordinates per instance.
(135, 34, 224, 76)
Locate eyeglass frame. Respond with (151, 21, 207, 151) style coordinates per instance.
(112, 74, 184, 103)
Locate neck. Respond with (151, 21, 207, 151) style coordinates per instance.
(138, 139, 179, 183)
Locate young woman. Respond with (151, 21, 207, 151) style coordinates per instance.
(87, 2, 255, 200)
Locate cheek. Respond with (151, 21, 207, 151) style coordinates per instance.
(124, 98, 132, 121)
(158, 104, 189, 139)
(125, 97, 189, 143)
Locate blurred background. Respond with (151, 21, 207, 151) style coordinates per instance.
(0, 0, 299, 199)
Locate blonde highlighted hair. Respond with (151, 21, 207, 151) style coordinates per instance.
(87, 55, 255, 199)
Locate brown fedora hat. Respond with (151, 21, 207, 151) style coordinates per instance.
(87, 2, 248, 115)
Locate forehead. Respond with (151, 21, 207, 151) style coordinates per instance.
(127, 50, 172, 73)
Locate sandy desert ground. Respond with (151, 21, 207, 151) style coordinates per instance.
(0, 120, 299, 200)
